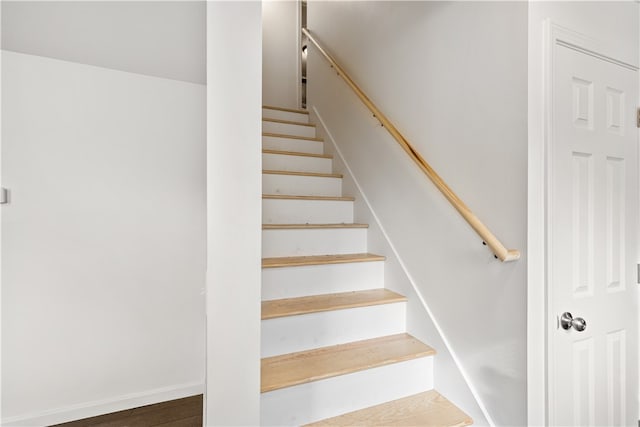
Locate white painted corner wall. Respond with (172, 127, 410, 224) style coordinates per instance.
(306, 2, 528, 426)
(1, 2, 264, 426)
(262, 0, 300, 109)
(206, 2, 262, 426)
(1, 3, 4, 423)
(1, 51, 206, 426)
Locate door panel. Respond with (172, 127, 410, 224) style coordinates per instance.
(551, 44, 638, 426)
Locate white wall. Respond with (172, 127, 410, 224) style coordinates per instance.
(262, 0, 300, 109)
(1, 51, 206, 425)
(313, 118, 489, 426)
(306, 2, 528, 426)
(206, 2, 262, 426)
(1, 1, 206, 84)
(526, 2, 639, 425)
(0, 3, 4, 423)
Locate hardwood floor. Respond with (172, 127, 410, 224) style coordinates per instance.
(52, 395, 202, 427)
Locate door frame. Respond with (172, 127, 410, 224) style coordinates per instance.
(527, 20, 640, 426)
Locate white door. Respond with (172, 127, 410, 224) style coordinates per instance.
(550, 41, 639, 426)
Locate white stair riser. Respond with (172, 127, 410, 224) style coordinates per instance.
(262, 228, 367, 257)
(263, 135, 324, 155)
(263, 121, 316, 138)
(263, 199, 354, 224)
(263, 108, 309, 123)
(262, 261, 385, 300)
(263, 153, 332, 174)
(263, 174, 342, 197)
(261, 357, 434, 426)
(261, 303, 406, 357)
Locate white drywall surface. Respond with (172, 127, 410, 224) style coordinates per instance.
(206, 1, 262, 425)
(307, 2, 528, 425)
(262, 0, 300, 109)
(1, 1, 206, 84)
(313, 112, 489, 426)
(0, 2, 4, 423)
(1, 51, 206, 425)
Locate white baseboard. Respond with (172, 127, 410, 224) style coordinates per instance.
(2, 381, 204, 427)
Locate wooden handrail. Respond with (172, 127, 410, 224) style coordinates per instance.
(302, 28, 520, 262)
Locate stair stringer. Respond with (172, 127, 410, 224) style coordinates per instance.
(311, 106, 492, 427)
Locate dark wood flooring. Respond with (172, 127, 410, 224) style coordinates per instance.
(51, 395, 203, 427)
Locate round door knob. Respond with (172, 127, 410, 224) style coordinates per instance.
(560, 312, 587, 332)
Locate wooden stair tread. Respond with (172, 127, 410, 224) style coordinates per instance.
(263, 149, 332, 159)
(262, 223, 368, 229)
(263, 117, 316, 127)
(262, 253, 385, 268)
(263, 105, 310, 115)
(263, 170, 342, 178)
(261, 334, 435, 393)
(263, 194, 354, 201)
(263, 132, 323, 142)
(262, 289, 406, 320)
(304, 390, 473, 427)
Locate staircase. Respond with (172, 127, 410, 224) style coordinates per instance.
(260, 105, 473, 426)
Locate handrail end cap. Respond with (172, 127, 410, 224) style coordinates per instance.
(501, 249, 521, 262)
